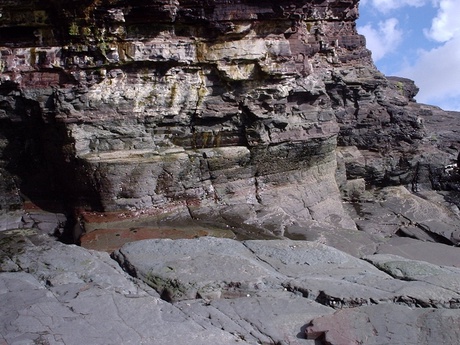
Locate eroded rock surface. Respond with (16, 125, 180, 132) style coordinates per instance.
(2, 233, 460, 345)
(1, 0, 458, 251)
(1, 0, 460, 344)
(2, 0, 457, 241)
(306, 304, 460, 344)
(1, 232, 255, 345)
(0, 0, 364, 229)
(1, 0, 459, 250)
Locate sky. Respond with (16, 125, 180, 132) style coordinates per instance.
(357, 0, 460, 111)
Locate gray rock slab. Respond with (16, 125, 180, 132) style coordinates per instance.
(365, 253, 460, 280)
(376, 237, 460, 267)
(6, 230, 460, 343)
(177, 290, 334, 345)
(13, 240, 143, 296)
(306, 304, 460, 345)
(4, 233, 460, 344)
(285, 222, 378, 257)
(283, 276, 395, 308)
(284, 273, 460, 309)
(379, 186, 460, 244)
(113, 237, 460, 312)
(364, 253, 460, 307)
(112, 237, 283, 301)
(242, 239, 387, 279)
(0, 272, 248, 345)
(1, 237, 253, 345)
(0, 211, 24, 231)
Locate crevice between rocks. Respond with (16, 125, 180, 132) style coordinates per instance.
(393, 211, 455, 245)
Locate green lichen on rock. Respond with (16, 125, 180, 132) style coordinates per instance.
(69, 22, 79, 36)
(143, 270, 196, 301)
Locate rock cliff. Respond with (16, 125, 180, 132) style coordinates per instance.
(1, 0, 364, 231)
(1, 1, 460, 344)
(2, 0, 449, 237)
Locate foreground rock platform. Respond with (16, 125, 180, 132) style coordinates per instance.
(2, 231, 460, 345)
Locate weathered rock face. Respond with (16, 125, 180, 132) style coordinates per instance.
(2, 2, 460, 343)
(3, 233, 460, 345)
(0, 0, 459, 253)
(0, 0, 429, 238)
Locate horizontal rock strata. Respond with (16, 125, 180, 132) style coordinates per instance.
(3, 0, 455, 241)
(1, 0, 459, 250)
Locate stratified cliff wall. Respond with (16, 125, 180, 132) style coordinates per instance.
(0, 0, 457, 242)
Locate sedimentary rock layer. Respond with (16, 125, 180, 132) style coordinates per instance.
(1, 2, 460, 344)
(2, 0, 446, 240)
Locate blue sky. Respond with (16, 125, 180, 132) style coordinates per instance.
(357, 0, 460, 111)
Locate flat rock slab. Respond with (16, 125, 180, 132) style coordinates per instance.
(112, 237, 283, 301)
(4, 233, 460, 345)
(112, 237, 391, 303)
(113, 237, 460, 310)
(306, 304, 460, 345)
(376, 237, 460, 267)
(242, 239, 383, 279)
(364, 253, 460, 307)
(0, 233, 253, 345)
(365, 253, 457, 279)
(176, 291, 334, 345)
(0, 271, 248, 345)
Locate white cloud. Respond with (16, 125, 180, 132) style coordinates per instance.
(359, 0, 460, 110)
(398, 35, 460, 110)
(363, 0, 428, 13)
(357, 18, 403, 61)
(396, 0, 460, 110)
(425, 0, 460, 42)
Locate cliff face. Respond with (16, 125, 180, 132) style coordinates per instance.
(0, 0, 458, 243)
